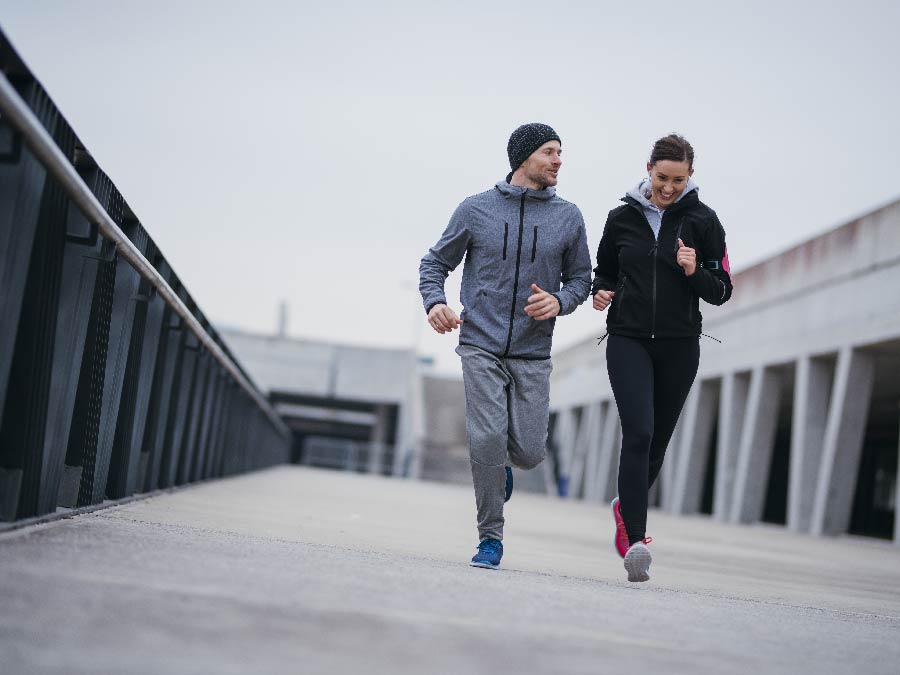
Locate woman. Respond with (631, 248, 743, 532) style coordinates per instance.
(592, 134, 733, 582)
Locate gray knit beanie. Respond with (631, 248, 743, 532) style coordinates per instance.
(507, 123, 561, 172)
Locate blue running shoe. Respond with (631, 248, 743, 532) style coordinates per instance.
(470, 538, 503, 569)
(504, 466, 513, 502)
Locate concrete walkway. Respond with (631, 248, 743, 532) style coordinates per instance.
(1, 465, 898, 674)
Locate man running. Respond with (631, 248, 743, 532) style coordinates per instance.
(419, 123, 592, 569)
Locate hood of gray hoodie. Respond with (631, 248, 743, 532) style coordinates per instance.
(495, 180, 557, 201)
(626, 176, 699, 239)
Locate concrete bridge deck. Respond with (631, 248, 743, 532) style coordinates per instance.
(1, 466, 898, 674)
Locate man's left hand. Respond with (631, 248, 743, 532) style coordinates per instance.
(525, 283, 561, 321)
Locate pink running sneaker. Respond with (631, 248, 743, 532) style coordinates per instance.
(611, 497, 629, 559)
(623, 537, 653, 582)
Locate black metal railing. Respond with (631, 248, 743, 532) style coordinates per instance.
(0, 28, 290, 524)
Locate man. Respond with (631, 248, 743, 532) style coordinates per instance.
(419, 123, 592, 569)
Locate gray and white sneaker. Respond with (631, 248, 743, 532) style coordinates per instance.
(623, 538, 653, 582)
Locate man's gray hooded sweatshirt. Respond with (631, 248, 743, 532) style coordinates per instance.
(419, 181, 592, 359)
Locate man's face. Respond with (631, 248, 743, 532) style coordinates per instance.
(520, 140, 562, 188)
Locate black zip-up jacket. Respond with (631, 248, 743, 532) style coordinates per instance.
(591, 189, 733, 339)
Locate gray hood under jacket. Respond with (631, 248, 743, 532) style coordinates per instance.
(419, 180, 592, 359)
(626, 176, 699, 240)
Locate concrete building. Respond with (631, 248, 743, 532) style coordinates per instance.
(418, 374, 469, 484)
(220, 329, 474, 483)
(221, 330, 423, 476)
(549, 198, 900, 543)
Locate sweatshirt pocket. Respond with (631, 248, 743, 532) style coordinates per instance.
(503, 222, 509, 260)
(614, 276, 627, 321)
(464, 288, 506, 349)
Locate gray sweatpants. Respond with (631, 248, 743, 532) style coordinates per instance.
(457, 344, 553, 542)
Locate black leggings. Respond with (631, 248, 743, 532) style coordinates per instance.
(607, 334, 699, 545)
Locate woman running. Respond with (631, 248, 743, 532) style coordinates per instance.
(592, 134, 733, 582)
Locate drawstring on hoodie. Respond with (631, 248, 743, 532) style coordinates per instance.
(674, 218, 685, 251)
(596, 332, 721, 345)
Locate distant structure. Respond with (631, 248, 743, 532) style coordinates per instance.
(276, 301, 289, 339)
(549, 198, 900, 543)
(220, 329, 472, 482)
(221, 330, 418, 475)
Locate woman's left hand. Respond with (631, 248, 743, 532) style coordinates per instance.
(676, 238, 696, 276)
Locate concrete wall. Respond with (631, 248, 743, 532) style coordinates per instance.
(221, 329, 426, 477)
(419, 375, 470, 484)
(220, 330, 416, 403)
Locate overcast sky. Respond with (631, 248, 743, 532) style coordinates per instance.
(2, 1, 898, 375)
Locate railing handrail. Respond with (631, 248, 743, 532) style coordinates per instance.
(0, 72, 289, 439)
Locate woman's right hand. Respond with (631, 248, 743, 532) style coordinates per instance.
(592, 289, 616, 311)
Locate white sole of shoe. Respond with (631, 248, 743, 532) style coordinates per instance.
(469, 561, 500, 570)
(623, 542, 651, 582)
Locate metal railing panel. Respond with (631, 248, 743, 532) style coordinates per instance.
(0, 29, 290, 523)
(0, 70, 288, 439)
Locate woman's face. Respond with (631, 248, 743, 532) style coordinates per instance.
(646, 159, 693, 209)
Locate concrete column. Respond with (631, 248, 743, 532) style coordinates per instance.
(594, 402, 621, 503)
(368, 404, 392, 475)
(647, 471, 662, 508)
(541, 413, 558, 495)
(894, 405, 900, 546)
(895, 402, 899, 548)
(671, 380, 719, 515)
(667, 385, 698, 513)
(553, 408, 576, 496)
(714, 372, 749, 521)
(394, 355, 424, 478)
(567, 406, 590, 499)
(730, 366, 782, 524)
(787, 356, 832, 532)
(655, 417, 683, 509)
(578, 401, 604, 502)
(811, 347, 875, 536)
(660, 415, 684, 512)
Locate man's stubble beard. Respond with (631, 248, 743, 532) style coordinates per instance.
(526, 168, 557, 190)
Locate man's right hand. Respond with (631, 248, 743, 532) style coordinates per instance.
(428, 303, 463, 334)
(592, 289, 616, 311)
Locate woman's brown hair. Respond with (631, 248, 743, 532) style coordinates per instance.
(650, 134, 694, 169)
